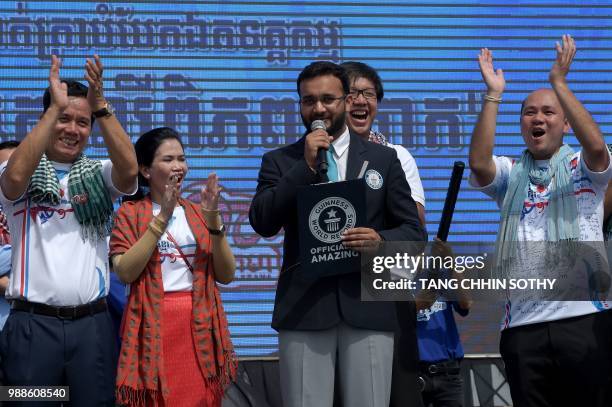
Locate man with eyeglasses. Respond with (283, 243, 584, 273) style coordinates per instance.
(250, 61, 426, 407)
(341, 62, 426, 230)
(340, 61, 428, 407)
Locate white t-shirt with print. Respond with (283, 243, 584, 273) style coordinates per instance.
(0, 159, 135, 306)
(151, 203, 195, 292)
(469, 151, 612, 329)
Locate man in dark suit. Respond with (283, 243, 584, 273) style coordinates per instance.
(249, 61, 426, 407)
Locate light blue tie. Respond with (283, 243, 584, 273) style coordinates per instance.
(326, 145, 339, 182)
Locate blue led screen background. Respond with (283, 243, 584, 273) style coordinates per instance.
(1, 0, 610, 356)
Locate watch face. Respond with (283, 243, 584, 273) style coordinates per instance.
(209, 224, 225, 235)
(94, 103, 114, 118)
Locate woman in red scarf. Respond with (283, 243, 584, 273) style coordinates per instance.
(110, 127, 236, 406)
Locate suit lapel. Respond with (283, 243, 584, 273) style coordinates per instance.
(291, 135, 307, 159)
(345, 132, 367, 180)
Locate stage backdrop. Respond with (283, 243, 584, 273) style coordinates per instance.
(1, 0, 610, 356)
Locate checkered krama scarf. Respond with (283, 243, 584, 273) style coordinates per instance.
(368, 129, 388, 146)
(28, 154, 114, 240)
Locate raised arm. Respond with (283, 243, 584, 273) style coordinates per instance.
(201, 173, 236, 284)
(469, 48, 506, 187)
(604, 146, 612, 224)
(549, 35, 608, 172)
(112, 176, 180, 284)
(1, 56, 67, 200)
(85, 55, 138, 193)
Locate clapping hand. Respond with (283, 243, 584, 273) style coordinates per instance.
(159, 174, 180, 222)
(48, 55, 69, 112)
(84, 54, 107, 111)
(201, 173, 222, 211)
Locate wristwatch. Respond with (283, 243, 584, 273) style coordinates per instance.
(93, 102, 115, 118)
(207, 224, 226, 236)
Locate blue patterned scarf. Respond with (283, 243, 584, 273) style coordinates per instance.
(496, 144, 579, 274)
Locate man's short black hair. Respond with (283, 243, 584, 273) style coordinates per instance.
(297, 61, 349, 96)
(0, 140, 19, 151)
(42, 80, 95, 125)
(340, 61, 384, 102)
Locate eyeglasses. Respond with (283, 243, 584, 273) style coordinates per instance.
(299, 95, 346, 107)
(347, 88, 377, 100)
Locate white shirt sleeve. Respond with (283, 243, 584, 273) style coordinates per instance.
(578, 149, 612, 187)
(0, 162, 25, 204)
(468, 155, 513, 208)
(0, 162, 8, 206)
(389, 144, 426, 207)
(101, 159, 138, 200)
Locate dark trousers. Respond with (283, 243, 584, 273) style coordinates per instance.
(419, 364, 463, 407)
(390, 301, 424, 407)
(500, 310, 612, 407)
(0, 309, 118, 406)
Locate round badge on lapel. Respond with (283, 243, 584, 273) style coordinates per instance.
(365, 169, 383, 190)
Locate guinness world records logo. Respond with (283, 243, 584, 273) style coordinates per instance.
(308, 197, 356, 244)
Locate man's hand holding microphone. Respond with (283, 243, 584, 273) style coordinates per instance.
(305, 119, 331, 175)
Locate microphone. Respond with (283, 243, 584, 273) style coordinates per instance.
(437, 161, 465, 241)
(311, 120, 328, 175)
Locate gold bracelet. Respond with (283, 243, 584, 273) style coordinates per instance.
(201, 207, 220, 214)
(483, 94, 502, 103)
(151, 215, 168, 229)
(147, 223, 164, 238)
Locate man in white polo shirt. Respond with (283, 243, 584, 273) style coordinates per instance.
(0, 55, 137, 405)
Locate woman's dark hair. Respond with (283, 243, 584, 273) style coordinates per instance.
(123, 127, 184, 202)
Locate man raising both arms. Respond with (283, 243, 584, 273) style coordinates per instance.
(0, 55, 138, 405)
(469, 35, 612, 407)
